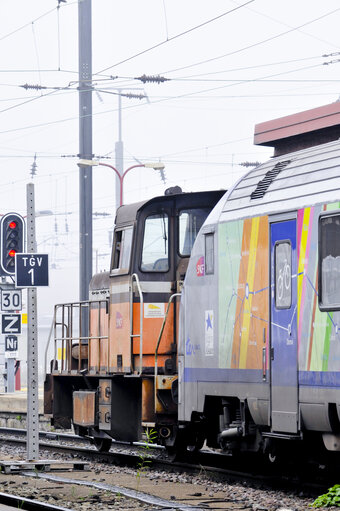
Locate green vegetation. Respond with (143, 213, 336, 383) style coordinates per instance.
(312, 484, 340, 508)
(136, 428, 157, 489)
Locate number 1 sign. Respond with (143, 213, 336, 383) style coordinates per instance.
(15, 254, 49, 288)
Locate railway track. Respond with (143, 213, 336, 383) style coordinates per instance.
(0, 427, 333, 495)
(0, 490, 72, 510)
(0, 428, 332, 510)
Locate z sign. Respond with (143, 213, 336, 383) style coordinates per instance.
(1, 313, 21, 335)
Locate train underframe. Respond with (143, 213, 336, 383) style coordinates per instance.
(44, 371, 179, 451)
(45, 370, 339, 464)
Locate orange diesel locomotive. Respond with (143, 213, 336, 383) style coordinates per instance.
(44, 188, 224, 451)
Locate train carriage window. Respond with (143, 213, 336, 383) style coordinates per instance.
(141, 213, 169, 272)
(275, 241, 292, 309)
(319, 214, 340, 309)
(179, 208, 210, 256)
(111, 226, 133, 274)
(205, 233, 214, 274)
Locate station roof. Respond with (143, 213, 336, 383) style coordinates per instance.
(254, 102, 340, 156)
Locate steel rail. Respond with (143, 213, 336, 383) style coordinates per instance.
(0, 490, 71, 511)
(0, 430, 330, 496)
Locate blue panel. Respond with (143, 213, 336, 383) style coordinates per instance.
(271, 220, 297, 388)
(299, 370, 340, 387)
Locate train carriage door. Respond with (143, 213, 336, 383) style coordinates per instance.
(270, 218, 298, 433)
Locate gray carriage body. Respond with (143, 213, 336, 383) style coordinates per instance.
(179, 139, 340, 451)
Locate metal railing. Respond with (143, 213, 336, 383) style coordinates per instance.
(130, 273, 144, 374)
(49, 299, 109, 374)
(154, 292, 181, 395)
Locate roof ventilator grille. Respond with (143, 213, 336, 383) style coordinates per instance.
(250, 160, 291, 200)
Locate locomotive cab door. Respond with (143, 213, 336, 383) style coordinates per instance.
(270, 217, 298, 433)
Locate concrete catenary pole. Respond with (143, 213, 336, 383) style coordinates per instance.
(78, 0, 93, 302)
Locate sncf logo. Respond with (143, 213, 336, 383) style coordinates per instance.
(116, 311, 123, 329)
(196, 256, 205, 277)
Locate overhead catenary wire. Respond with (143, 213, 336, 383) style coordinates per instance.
(0, 6, 57, 42)
(31, 20, 42, 95)
(230, 0, 340, 49)
(159, 6, 340, 76)
(94, 0, 255, 75)
(0, 53, 339, 136)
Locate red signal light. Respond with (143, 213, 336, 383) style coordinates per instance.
(8, 249, 16, 257)
(9, 221, 17, 229)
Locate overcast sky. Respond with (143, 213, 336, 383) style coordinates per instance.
(1, 0, 340, 317)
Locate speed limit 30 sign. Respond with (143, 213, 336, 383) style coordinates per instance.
(1, 289, 22, 311)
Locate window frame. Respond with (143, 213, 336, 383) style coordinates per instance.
(274, 239, 292, 310)
(139, 212, 170, 273)
(110, 225, 134, 276)
(177, 207, 211, 258)
(318, 210, 340, 311)
(204, 233, 214, 275)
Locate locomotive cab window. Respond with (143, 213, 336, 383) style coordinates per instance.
(275, 241, 292, 309)
(111, 226, 133, 274)
(319, 213, 340, 310)
(179, 208, 210, 256)
(141, 213, 169, 272)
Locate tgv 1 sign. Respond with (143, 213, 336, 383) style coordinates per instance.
(15, 253, 49, 287)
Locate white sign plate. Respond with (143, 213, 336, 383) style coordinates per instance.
(1, 290, 22, 312)
(144, 303, 165, 318)
(5, 351, 18, 359)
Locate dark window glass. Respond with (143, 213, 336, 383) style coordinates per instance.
(275, 241, 291, 309)
(320, 214, 340, 307)
(112, 227, 133, 273)
(205, 233, 214, 275)
(179, 208, 210, 256)
(141, 214, 169, 272)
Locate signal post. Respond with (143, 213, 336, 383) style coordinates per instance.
(0, 213, 24, 393)
(0, 186, 88, 472)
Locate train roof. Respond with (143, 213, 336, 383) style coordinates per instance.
(220, 138, 340, 222)
(115, 189, 225, 227)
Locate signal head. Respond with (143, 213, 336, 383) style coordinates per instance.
(0, 213, 25, 276)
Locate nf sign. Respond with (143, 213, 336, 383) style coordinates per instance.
(5, 335, 18, 352)
(15, 254, 49, 287)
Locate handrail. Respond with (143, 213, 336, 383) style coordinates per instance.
(48, 299, 109, 375)
(154, 293, 181, 400)
(43, 308, 56, 380)
(130, 273, 144, 374)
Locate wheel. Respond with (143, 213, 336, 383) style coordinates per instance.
(186, 433, 205, 454)
(268, 452, 277, 463)
(93, 437, 112, 452)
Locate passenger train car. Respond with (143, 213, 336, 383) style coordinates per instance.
(179, 140, 340, 458)
(177, 102, 340, 458)
(45, 101, 340, 459)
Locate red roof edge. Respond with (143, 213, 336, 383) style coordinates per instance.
(254, 102, 340, 147)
